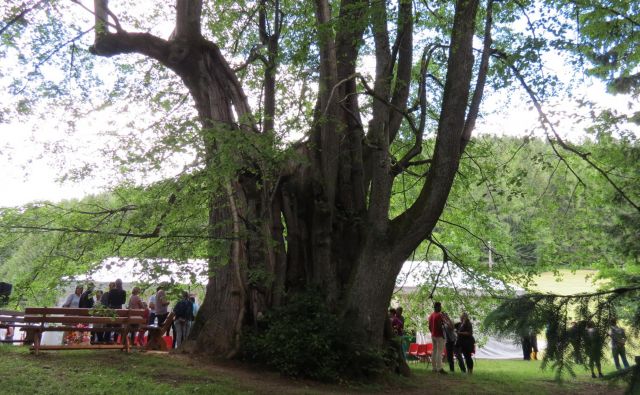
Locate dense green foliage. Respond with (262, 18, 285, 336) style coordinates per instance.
(241, 290, 387, 382)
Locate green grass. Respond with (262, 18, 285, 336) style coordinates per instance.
(531, 270, 605, 294)
(0, 346, 250, 395)
(0, 346, 626, 394)
(408, 358, 625, 395)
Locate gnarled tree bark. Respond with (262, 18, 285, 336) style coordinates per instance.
(88, 0, 486, 373)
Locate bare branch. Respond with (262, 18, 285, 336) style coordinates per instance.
(2, 225, 233, 240)
(437, 218, 505, 261)
(494, 51, 640, 212)
(0, 0, 48, 36)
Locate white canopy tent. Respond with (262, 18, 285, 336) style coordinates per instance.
(394, 261, 535, 359)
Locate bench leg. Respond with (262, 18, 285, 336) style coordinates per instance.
(123, 328, 130, 353)
(33, 332, 42, 355)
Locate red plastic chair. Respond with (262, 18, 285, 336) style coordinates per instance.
(416, 343, 432, 364)
(407, 343, 419, 362)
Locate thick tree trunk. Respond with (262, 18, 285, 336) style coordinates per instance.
(89, 0, 483, 375)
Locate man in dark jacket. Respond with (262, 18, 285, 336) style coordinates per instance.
(78, 283, 95, 309)
(172, 291, 193, 348)
(108, 279, 127, 309)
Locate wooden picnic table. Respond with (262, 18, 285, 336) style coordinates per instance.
(22, 307, 146, 354)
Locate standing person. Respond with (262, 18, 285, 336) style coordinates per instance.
(79, 283, 95, 343)
(389, 308, 404, 336)
(100, 283, 113, 306)
(610, 319, 630, 370)
(441, 311, 458, 372)
(62, 285, 83, 308)
(78, 283, 95, 308)
(189, 294, 200, 318)
(128, 287, 146, 346)
(456, 312, 475, 374)
(521, 331, 532, 360)
(108, 279, 127, 309)
(154, 286, 171, 328)
(529, 330, 539, 360)
(148, 291, 157, 326)
(101, 282, 115, 343)
(62, 285, 83, 344)
(428, 301, 447, 374)
(92, 289, 104, 344)
(172, 291, 193, 348)
(585, 321, 604, 378)
(188, 295, 199, 338)
(568, 321, 583, 364)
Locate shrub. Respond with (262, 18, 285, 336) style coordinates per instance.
(241, 290, 386, 382)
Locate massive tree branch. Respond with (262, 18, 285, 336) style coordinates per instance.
(460, 0, 494, 153)
(390, 0, 480, 259)
(388, 0, 413, 143)
(366, 0, 393, 233)
(174, 0, 202, 40)
(313, 0, 340, 208)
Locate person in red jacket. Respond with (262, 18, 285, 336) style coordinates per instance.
(428, 301, 446, 374)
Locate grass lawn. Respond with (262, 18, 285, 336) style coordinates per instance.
(530, 270, 604, 294)
(409, 358, 626, 395)
(0, 346, 627, 395)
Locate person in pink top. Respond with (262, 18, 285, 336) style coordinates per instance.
(428, 301, 446, 374)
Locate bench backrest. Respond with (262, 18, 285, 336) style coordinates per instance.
(0, 309, 22, 318)
(23, 308, 146, 326)
(24, 307, 145, 317)
(0, 310, 27, 325)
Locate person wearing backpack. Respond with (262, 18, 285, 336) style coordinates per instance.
(610, 318, 630, 370)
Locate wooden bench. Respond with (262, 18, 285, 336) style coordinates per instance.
(143, 311, 175, 351)
(23, 307, 146, 354)
(0, 309, 35, 344)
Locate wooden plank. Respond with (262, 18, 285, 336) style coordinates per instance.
(24, 307, 146, 317)
(0, 317, 27, 324)
(0, 309, 22, 316)
(31, 344, 125, 351)
(24, 316, 146, 325)
(25, 326, 131, 332)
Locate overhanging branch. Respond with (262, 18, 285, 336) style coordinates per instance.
(494, 50, 640, 212)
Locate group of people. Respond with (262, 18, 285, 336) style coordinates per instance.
(388, 302, 475, 374)
(568, 319, 631, 378)
(61, 280, 199, 348)
(428, 302, 475, 374)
